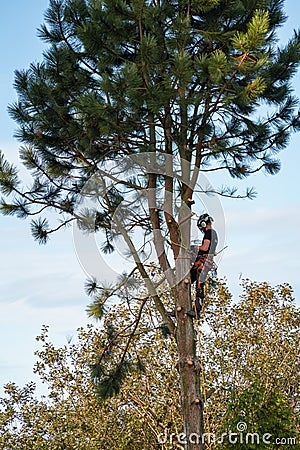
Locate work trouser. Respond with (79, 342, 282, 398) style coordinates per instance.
(190, 255, 214, 284)
(190, 256, 214, 313)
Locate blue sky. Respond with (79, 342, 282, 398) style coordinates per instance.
(0, 0, 299, 394)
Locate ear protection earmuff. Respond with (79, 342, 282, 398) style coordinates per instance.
(197, 213, 214, 230)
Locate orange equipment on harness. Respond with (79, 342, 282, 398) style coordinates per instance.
(192, 255, 214, 272)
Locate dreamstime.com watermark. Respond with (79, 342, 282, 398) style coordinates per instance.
(157, 422, 299, 446)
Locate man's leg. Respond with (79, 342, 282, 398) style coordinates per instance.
(196, 263, 210, 316)
(195, 282, 204, 317)
(187, 261, 206, 319)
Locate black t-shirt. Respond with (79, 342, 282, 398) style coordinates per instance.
(198, 228, 218, 257)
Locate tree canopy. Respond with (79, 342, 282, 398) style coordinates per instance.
(1, 0, 300, 242)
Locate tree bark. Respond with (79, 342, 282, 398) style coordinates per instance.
(175, 231, 204, 449)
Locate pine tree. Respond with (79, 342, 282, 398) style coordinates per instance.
(1, 1, 300, 448)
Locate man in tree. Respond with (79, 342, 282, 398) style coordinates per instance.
(190, 213, 218, 317)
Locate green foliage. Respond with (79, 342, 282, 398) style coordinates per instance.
(207, 50, 229, 83)
(86, 296, 106, 320)
(31, 217, 50, 244)
(192, 0, 221, 13)
(220, 383, 296, 449)
(0, 279, 299, 449)
(94, 360, 131, 399)
(231, 10, 270, 52)
(202, 279, 300, 446)
(0, 153, 19, 196)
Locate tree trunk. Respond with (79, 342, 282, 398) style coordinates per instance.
(175, 250, 204, 450)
